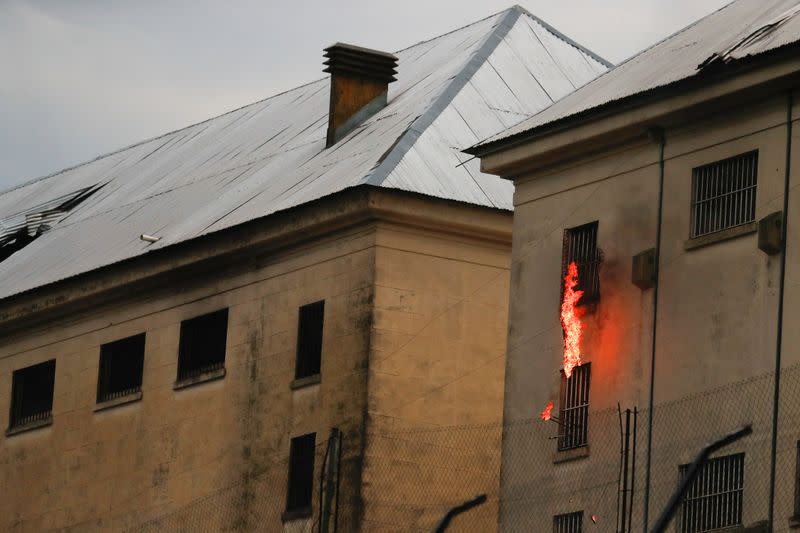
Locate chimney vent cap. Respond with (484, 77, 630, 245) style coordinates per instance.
(323, 42, 398, 83)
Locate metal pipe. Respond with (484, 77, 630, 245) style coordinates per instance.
(642, 127, 666, 532)
(629, 407, 638, 532)
(767, 88, 794, 532)
(621, 409, 631, 533)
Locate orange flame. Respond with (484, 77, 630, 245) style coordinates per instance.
(540, 401, 554, 421)
(561, 262, 584, 378)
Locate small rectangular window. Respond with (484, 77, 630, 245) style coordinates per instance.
(553, 511, 583, 533)
(678, 452, 744, 533)
(286, 432, 316, 513)
(177, 308, 228, 381)
(9, 360, 56, 430)
(562, 222, 600, 303)
(295, 301, 324, 380)
(690, 151, 758, 238)
(558, 363, 590, 451)
(97, 333, 145, 403)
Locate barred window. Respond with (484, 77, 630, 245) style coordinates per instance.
(177, 308, 228, 382)
(553, 511, 583, 533)
(678, 453, 744, 533)
(690, 151, 758, 238)
(9, 360, 56, 430)
(97, 333, 145, 403)
(286, 432, 316, 514)
(562, 222, 600, 303)
(295, 301, 325, 380)
(558, 363, 590, 451)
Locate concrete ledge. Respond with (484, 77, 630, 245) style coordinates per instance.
(290, 374, 321, 390)
(281, 506, 312, 523)
(94, 390, 142, 412)
(173, 367, 226, 391)
(5, 415, 52, 437)
(553, 445, 590, 464)
(684, 222, 757, 251)
(789, 516, 800, 529)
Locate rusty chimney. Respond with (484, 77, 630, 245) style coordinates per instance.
(323, 43, 398, 147)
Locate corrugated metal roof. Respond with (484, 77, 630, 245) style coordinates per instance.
(472, 0, 800, 151)
(0, 5, 608, 301)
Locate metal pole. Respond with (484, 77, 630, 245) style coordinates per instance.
(643, 127, 666, 531)
(621, 409, 631, 533)
(650, 425, 752, 533)
(434, 494, 487, 533)
(320, 427, 341, 533)
(767, 88, 793, 532)
(629, 407, 638, 532)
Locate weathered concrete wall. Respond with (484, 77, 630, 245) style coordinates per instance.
(0, 226, 376, 532)
(361, 219, 511, 532)
(501, 92, 800, 531)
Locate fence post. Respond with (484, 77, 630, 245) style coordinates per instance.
(320, 427, 341, 533)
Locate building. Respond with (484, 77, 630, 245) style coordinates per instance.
(467, 0, 800, 531)
(0, 7, 608, 532)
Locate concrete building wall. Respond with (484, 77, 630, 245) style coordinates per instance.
(361, 220, 511, 532)
(0, 226, 376, 532)
(500, 91, 799, 531)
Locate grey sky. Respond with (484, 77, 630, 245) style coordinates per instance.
(0, 0, 732, 190)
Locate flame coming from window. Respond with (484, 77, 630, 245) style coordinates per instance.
(561, 261, 584, 378)
(540, 401, 553, 421)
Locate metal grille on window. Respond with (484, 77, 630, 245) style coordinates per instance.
(678, 452, 744, 533)
(97, 333, 145, 403)
(563, 222, 600, 303)
(553, 511, 583, 533)
(690, 151, 758, 238)
(558, 364, 590, 451)
(177, 308, 229, 381)
(295, 301, 325, 380)
(286, 432, 316, 512)
(9, 359, 56, 429)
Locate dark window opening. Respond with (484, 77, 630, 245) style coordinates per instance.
(690, 151, 758, 238)
(97, 333, 145, 403)
(795, 442, 800, 519)
(286, 432, 316, 513)
(562, 222, 601, 304)
(177, 308, 228, 381)
(553, 511, 583, 533)
(295, 301, 324, 380)
(9, 360, 56, 429)
(558, 363, 590, 451)
(0, 184, 102, 263)
(678, 452, 744, 533)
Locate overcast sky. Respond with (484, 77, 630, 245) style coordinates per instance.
(0, 0, 733, 190)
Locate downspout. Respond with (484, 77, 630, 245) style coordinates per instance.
(767, 88, 793, 532)
(642, 127, 665, 532)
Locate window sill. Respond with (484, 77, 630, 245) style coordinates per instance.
(281, 506, 312, 522)
(553, 445, 590, 464)
(789, 516, 800, 529)
(6, 415, 53, 437)
(290, 374, 321, 390)
(684, 222, 757, 251)
(94, 390, 142, 412)
(173, 367, 226, 390)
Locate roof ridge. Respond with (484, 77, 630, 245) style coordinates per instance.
(512, 5, 614, 68)
(360, 7, 522, 194)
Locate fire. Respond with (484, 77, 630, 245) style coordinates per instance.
(561, 261, 584, 378)
(539, 401, 554, 421)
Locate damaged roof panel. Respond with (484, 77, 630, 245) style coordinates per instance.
(0, 6, 608, 301)
(473, 0, 800, 151)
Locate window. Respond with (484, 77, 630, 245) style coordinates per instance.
(295, 301, 324, 380)
(562, 222, 600, 303)
(286, 432, 316, 514)
(678, 453, 744, 533)
(553, 511, 583, 533)
(97, 333, 145, 403)
(558, 363, 590, 451)
(8, 360, 56, 430)
(177, 308, 228, 382)
(690, 151, 758, 238)
(795, 442, 800, 519)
